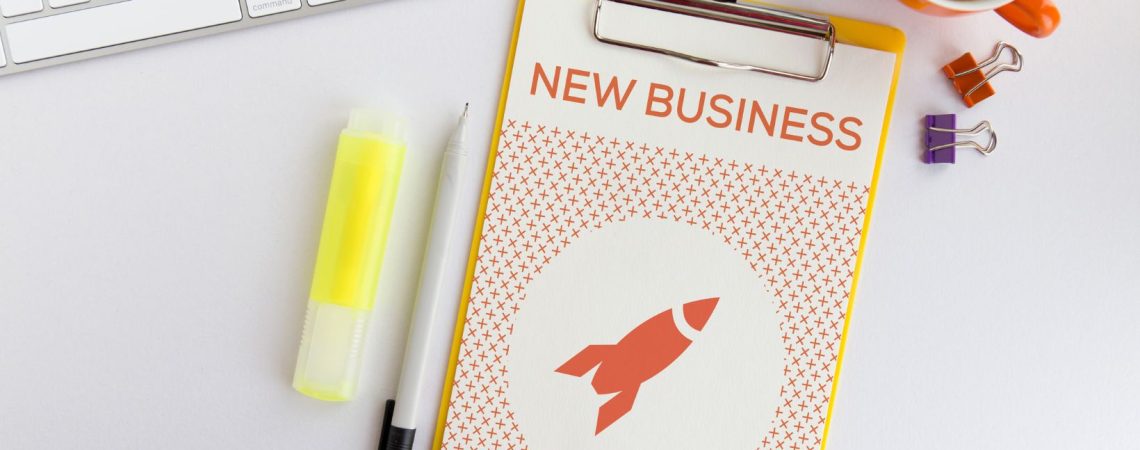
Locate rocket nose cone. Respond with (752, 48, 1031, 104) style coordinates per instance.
(683, 297, 720, 331)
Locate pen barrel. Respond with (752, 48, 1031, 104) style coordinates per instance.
(294, 112, 406, 402)
(391, 150, 466, 428)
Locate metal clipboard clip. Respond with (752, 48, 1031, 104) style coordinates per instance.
(592, 0, 837, 82)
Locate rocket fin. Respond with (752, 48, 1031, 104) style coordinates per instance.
(596, 385, 639, 434)
(555, 344, 611, 377)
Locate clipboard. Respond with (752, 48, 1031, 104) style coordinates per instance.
(435, 1, 904, 448)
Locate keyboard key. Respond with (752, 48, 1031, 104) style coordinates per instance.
(0, 35, 6, 67)
(1, 0, 44, 17)
(307, 0, 343, 6)
(7, 0, 242, 64)
(248, 0, 300, 18)
(49, 0, 89, 8)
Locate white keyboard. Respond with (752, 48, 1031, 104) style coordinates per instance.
(0, 0, 383, 77)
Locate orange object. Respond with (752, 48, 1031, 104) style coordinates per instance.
(899, 0, 1060, 38)
(555, 297, 720, 434)
(944, 53, 996, 108)
(943, 42, 1023, 108)
(996, 0, 1061, 38)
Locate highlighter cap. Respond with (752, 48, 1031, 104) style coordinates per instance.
(347, 108, 406, 142)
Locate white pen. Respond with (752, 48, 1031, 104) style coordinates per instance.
(382, 104, 470, 450)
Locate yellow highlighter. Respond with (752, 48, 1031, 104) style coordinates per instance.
(293, 109, 405, 402)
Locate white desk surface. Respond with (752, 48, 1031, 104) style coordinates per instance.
(1, 1, 1137, 449)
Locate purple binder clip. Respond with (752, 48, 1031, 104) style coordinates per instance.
(924, 114, 997, 164)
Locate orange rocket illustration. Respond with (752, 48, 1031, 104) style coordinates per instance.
(555, 297, 720, 434)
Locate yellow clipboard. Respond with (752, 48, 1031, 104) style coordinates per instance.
(434, 1, 904, 448)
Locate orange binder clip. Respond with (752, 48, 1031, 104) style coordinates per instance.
(943, 42, 1023, 108)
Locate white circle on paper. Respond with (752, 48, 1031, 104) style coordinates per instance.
(508, 219, 783, 449)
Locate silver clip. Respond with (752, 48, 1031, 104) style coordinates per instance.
(592, 0, 837, 82)
(928, 121, 997, 156)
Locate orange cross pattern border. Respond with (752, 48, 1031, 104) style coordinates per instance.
(438, 118, 869, 450)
